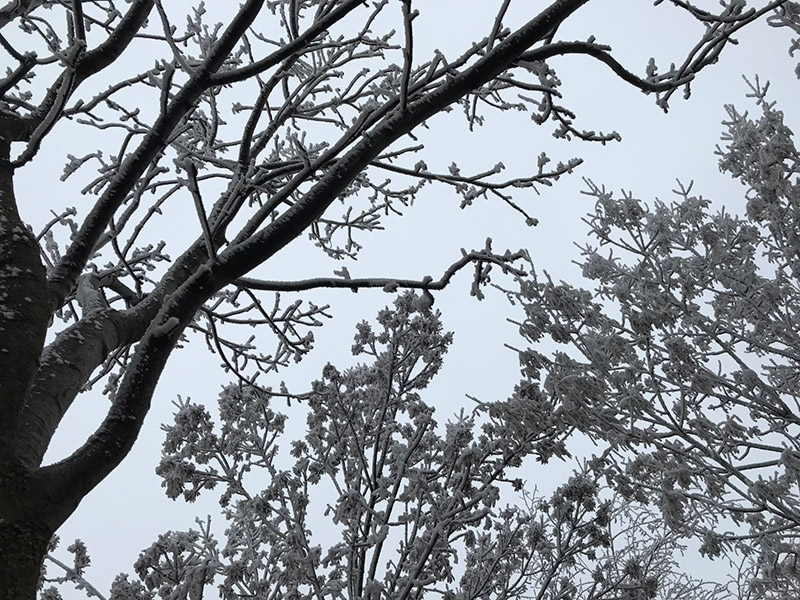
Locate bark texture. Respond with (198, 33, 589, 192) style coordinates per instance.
(0, 518, 51, 600)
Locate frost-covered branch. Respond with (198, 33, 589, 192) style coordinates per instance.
(236, 246, 528, 295)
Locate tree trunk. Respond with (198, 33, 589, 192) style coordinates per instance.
(0, 519, 50, 600)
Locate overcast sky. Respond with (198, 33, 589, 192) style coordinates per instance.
(19, 1, 799, 594)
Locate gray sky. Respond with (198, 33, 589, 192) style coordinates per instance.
(20, 1, 798, 594)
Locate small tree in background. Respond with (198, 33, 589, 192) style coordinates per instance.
(42, 293, 727, 600)
(508, 57, 800, 600)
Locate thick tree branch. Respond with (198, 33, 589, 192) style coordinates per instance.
(17, 240, 211, 470)
(0, 0, 46, 29)
(73, 1, 155, 82)
(46, 0, 266, 311)
(11, 309, 130, 470)
(38, 265, 215, 529)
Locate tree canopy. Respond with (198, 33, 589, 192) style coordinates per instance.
(506, 74, 800, 598)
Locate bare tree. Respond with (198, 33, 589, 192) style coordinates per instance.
(0, 0, 787, 597)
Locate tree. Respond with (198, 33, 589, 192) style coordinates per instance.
(507, 16, 800, 597)
(41, 293, 728, 600)
(0, 0, 788, 597)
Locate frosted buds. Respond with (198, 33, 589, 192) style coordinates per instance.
(413, 289, 435, 311)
